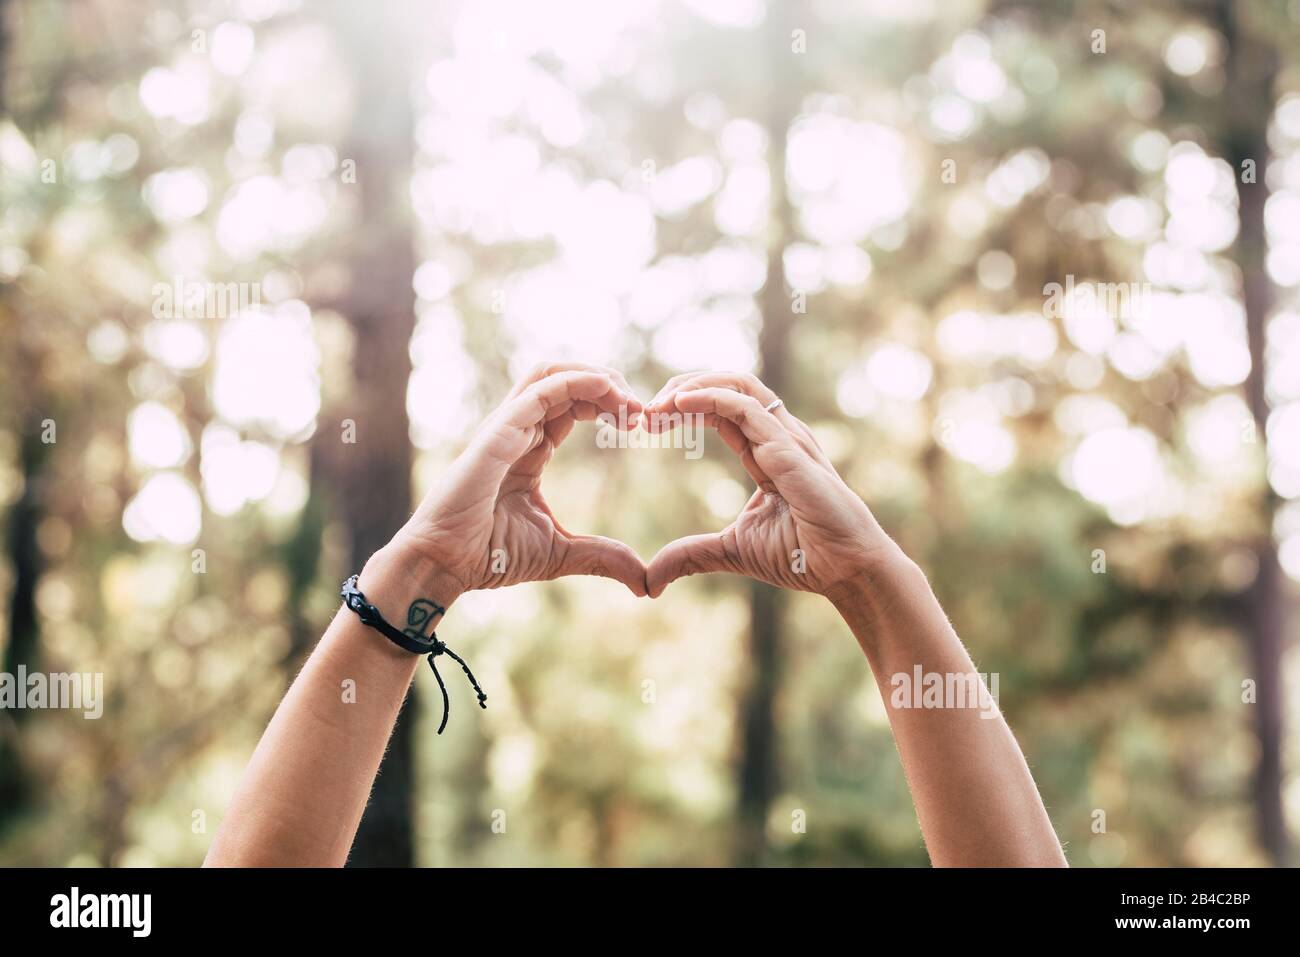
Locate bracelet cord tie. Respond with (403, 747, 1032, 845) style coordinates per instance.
(425, 639, 488, 735)
(341, 574, 487, 734)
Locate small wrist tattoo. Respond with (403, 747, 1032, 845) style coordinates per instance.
(340, 575, 486, 735)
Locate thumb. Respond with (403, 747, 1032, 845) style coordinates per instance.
(555, 535, 648, 597)
(645, 532, 733, 598)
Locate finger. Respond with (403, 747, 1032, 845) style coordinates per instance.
(704, 413, 771, 489)
(509, 361, 641, 408)
(517, 393, 639, 491)
(645, 532, 734, 598)
(507, 361, 643, 458)
(647, 372, 830, 467)
(498, 400, 602, 487)
(502, 370, 634, 441)
(540, 399, 602, 448)
(646, 372, 777, 432)
(554, 534, 649, 598)
(463, 371, 637, 488)
(650, 370, 775, 411)
(501, 369, 639, 429)
(645, 370, 712, 411)
(671, 387, 808, 484)
(638, 402, 772, 488)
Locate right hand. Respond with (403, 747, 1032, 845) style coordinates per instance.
(387, 363, 649, 604)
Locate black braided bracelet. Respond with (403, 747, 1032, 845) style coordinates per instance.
(340, 574, 487, 734)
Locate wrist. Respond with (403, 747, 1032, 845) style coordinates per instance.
(824, 545, 924, 622)
(358, 538, 467, 615)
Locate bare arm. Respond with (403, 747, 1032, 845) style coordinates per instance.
(205, 364, 646, 867)
(829, 559, 1066, 866)
(643, 372, 1066, 867)
(203, 545, 446, 867)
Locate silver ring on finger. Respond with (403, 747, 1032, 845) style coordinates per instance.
(764, 398, 784, 413)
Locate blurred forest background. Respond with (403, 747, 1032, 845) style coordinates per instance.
(2, 0, 1299, 867)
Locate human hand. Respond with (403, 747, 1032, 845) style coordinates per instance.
(641, 372, 905, 599)
(386, 363, 649, 605)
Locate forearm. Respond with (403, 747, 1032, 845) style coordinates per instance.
(829, 554, 1067, 867)
(204, 543, 458, 867)
(204, 366, 641, 866)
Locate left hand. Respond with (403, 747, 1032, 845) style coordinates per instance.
(640, 372, 906, 599)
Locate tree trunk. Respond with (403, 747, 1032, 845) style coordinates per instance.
(328, 2, 419, 868)
(735, 8, 800, 867)
(1216, 0, 1290, 866)
(1, 0, 47, 820)
(0, 419, 46, 831)
(0, 0, 8, 114)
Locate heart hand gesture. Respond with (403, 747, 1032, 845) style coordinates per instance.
(390, 363, 649, 604)
(641, 373, 904, 600)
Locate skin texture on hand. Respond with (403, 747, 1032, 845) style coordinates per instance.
(645, 371, 1067, 866)
(641, 371, 905, 598)
(392, 362, 650, 602)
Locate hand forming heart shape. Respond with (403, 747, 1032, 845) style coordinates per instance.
(216, 363, 1068, 871)
(389, 362, 904, 609)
